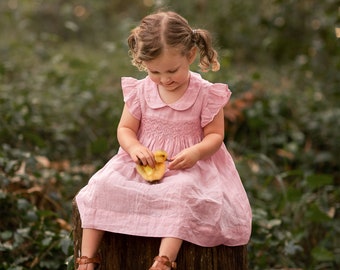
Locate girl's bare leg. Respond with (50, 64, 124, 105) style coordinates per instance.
(151, 237, 183, 268)
(77, 228, 104, 270)
(159, 237, 183, 262)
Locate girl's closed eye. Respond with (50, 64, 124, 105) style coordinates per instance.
(149, 68, 179, 75)
(168, 68, 178, 74)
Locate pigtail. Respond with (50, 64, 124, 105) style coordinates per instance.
(192, 29, 220, 72)
(127, 27, 146, 71)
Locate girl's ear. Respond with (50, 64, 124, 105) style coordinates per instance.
(188, 47, 197, 64)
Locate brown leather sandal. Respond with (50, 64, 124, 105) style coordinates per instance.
(149, 255, 177, 270)
(76, 254, 101, 269)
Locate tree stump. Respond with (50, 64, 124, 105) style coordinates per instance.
(73, 200, 248, 270)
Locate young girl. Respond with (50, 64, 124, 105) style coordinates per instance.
(75, 11, 252, 270)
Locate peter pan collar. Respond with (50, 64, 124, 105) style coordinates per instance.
(144, 72, 202, 111)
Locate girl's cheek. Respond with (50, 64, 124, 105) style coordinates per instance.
(149, 75, 160, 84)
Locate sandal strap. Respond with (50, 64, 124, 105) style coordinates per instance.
(154, 256, 177, 269)
(76, 255, 101, 265)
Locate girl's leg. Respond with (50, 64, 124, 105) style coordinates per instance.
(77, 228, 104, 270)
(159, 237, 183, 262)
(150, 237, 183, 269)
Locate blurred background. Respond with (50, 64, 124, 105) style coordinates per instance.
(0, 0, 339, 269)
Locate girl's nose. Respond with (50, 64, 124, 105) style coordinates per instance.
(160, 76, 171, 84)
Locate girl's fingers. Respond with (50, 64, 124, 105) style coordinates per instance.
(135, 149, 155, 167)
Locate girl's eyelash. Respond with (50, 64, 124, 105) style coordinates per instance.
(149, 69, 177, 74)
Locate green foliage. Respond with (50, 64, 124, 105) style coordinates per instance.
(0, 0, 339, 269)
(0, 144, 76, 269)
(238, 156, 339, 269)
(228, 66, 340, 268)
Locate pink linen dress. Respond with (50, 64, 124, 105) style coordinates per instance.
(76, 71, 252, 247)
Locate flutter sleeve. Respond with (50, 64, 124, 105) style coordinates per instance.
(121, 77, 142, 120)
(201, 83, 231, 127)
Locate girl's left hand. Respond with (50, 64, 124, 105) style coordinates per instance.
(168, 147, 200, 170)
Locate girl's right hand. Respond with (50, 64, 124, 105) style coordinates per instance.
(129, 146, 155, 167)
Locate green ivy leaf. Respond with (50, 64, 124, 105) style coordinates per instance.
(306, 174, 333, 190)
(0, 230, 12, 240)
(284, 240, 303, 255)
(311, 246, 334, 262)
(42, 236, 53, 247)
(306, 204, 331, 223)
(59, 237, 72, 255)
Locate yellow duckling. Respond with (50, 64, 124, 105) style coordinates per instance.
(136, 150, 168, 182)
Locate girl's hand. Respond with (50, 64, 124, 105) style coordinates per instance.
(168, 147, 200, 170)
(168, 109, 225, 171)
(129, 146, 155, 167)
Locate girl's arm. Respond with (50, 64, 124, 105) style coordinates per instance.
(117, 105, 155, 166)
(168, 108, 224, 170)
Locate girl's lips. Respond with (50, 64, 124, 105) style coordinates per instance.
(164, 82, 175, 87)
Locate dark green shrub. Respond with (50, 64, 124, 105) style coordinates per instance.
(0, 145, 77, 269)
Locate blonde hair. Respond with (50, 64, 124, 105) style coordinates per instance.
(127, 11, 220, 72)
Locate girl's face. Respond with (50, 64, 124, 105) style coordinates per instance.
(144, 47, 196, 92)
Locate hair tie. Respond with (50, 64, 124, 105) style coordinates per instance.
(192, 29, 198, 43)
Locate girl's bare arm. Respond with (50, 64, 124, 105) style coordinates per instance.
(117, 105, 155, 166)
